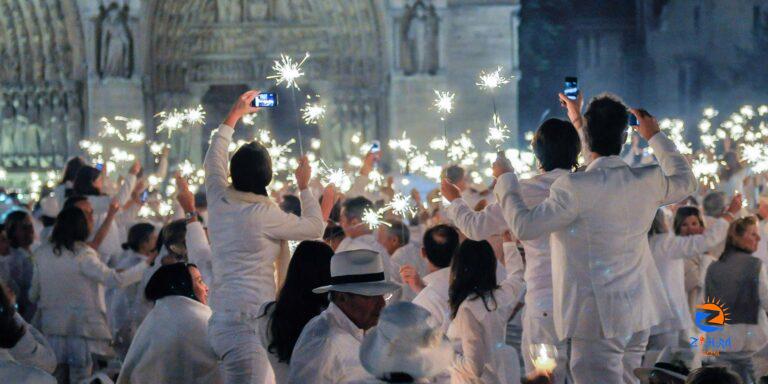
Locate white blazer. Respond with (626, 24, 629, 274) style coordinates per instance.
(494, 132, 697, 340)
(205, 124, 326, 315)
(0, 350, 55, 384)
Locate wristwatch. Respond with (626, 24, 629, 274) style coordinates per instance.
(185, 211, 197, 223)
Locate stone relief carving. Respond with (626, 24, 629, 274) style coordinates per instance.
(399, 0, 439, 76)
(96, 2, 133, 78)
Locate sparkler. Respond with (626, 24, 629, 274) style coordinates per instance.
(476, 66, 511, 90)
(486, 113, 510, 151)
(155, 105, 206, 138)
(301, 102, 326, 125)
(267, 52, 311, 154)
(433, 90, 456, 158)
(361, 207, 390, 230)
(319, 162, 353, 192)
(386, 193, 417, 219)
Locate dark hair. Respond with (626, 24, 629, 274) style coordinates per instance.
(532, 118, 581, 171)
(673, 206, 704, 236)
(230, 141, 272, 196)
(122, 223, 156, 252)
(685, 366, 742, 384)
(261, 241, 333, 363)
(144, 263, 199, 302)
(0, 281, 25, 348)
(61, 157, 86, 185)
(280, 195, 302, 216)
(72, 166, 102, 196)
(343, 196, 373, 221)
(63, 195, 88, 210)
(159, 219, 187, 261)
(444, 165, 465, 184)
(323, 223, 345, 242)
(583, 94, 629, 157)
(4, 210, 31, 249)
(51, 207, 90, 255)
(649, 209, 668, 237)
(423, 224, 459, 269)
(449, 240, 499, 319)
(194, 191, 207, 209)
(384, 220, 410, 246)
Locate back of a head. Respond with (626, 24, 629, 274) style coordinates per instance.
(283, 240, 334, 300)
(51, 207, 89, 253)
(703, 191, 726, 217)
(583, 93, 629, 157)
(685, 366, 742, 384)
(387, 220, 410, 246)
(63, 195, 88, 211)
(444, 165, 465, 185)
(230, 141, 272, 196)
(73, 166, 102, 196)
(161, 219, 188, 260)
(532, 118, 581, 172)
(145, 262, 198, 302)
(423, 224, 459, 269)
(123, 222, 156, 252)
(280, 194, 302, 216)
(343, 196, 373, 221)
(62, 157, 86, 184)
(323, 223, 345, 242)
(449, 239, 498, 318)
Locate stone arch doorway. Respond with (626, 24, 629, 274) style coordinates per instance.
(266, 85, 320, 147)
(145, 0, 389, 163)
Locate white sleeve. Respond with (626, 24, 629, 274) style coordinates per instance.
(446, 200, 507, 240)
(204, 124, 234, 204)
(115, 174, 137, 205)
(647, 133, 698, 205)
(185, 221, 214, 284)
(78, 247, 147, 288)
(494, 173, 579, 241)
(451, 309, 487, 381)
(89, 195, 113, 214)
(664, 218, 730, 260)
(9, 315, 57, 373)
(347, 173, 370, 199)
(500, 242, 526, 306)
(263, 189, 326, 240)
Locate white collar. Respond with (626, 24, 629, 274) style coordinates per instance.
(223, 187, 276, 206)
(585, 156, 628, 172)
(423, 267, 450, 286)
(328, 302, 366, 342)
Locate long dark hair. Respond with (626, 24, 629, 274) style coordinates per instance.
(449, 240, 499, 319)
(72, 166, 102, 196)
(261, 241, 333, 363)
(230, 141, 272, 196)
(61, 157, 85, 185)
(51, 207, 90, 255)
(144, 262, 199, 303)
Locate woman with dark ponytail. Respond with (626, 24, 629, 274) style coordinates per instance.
(54, 157, 85, 209)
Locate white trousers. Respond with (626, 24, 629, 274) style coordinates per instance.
(521, 312, 569, 384)
(570, 329, 650, 384)
(208, 311, 271, 384)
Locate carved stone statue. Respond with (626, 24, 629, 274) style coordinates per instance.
(96, 2, 134, 78)
(399, 0, 439, 75)
(217, 0, 242, 22)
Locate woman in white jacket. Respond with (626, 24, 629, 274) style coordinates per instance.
(53, 157, 86, 210)
(447, 237, 525, 384)
(205, 90, 334, 383)
(646, 199, 737, 351)
(118, 262, 221, 384)
(31, 206, 156, 384)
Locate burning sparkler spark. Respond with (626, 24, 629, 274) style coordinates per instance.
(267, 52, 310, 90)
(362, 207, 390, 230)
(476, 66, 511, 90)
(433, 90, 455, 118)
(486, 114, 509, 150)
(386, 193, 417, 219)
(301, 103, 326, 124)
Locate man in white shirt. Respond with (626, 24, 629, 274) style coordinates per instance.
(289, 249, 400, 384)
(493, 93, 697, 384)
(378, 220, 427, 301)
(442, 117, 582, 383)
(404, 224, 460, 334)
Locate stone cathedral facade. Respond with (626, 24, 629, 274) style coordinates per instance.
(0, 0, 520, 171)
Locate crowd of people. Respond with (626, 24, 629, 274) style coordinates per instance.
(2, 88, 768, 384)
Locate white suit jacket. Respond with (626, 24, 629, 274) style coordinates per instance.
(494, 132, 697, 340)
(0, 350, 55, 384)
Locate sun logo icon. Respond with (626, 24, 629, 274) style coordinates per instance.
(695, 297, 730, 333)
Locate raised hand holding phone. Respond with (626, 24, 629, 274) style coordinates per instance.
(629, 108, 660, 141)
(251, 93, 278, 108)
(224, 90, 260, 127)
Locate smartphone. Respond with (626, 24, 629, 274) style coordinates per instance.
(140, 190, 149, 203)
(629, 114, 639, 127)
(95, 163, 104, 171)
(564, 77, 578, 100)
(251, 93, 278, 108)
(370, 140, 381, 154)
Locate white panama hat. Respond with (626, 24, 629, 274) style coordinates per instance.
(359, 302, 453, 381)
(312, 249, 400, 296)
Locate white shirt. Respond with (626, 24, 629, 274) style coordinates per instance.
(447, 243, 525, 384)
(205, 124, 325, 315)
(495, 132, 697, 339)
(107, 249, 149, 346)
(390, 243, 428, 301)
(413, 268, 451, 334)
(648, 218, 729, 335)
(288, 303, 370, 384)
(118, 296, 222, 384)
(87, 174, 137, 262)
(185, 221, 214, 286)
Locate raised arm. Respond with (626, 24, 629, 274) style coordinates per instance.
(114, 160, 140, 205)
(263, 157, 326, 240)
(88, 199, 119, 251)
(558, 92, 590, 163)
(205, 90, 260, 202)
(78, 246, 154, 289)
(631, 109, 697, 205)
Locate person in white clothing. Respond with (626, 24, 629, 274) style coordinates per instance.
(405, 224, 460, 334)
(351, 302, 454, 383)
(175, 173, 214, 285)
(646, 200, 737, 351)
(442, 117, 582, 383)
(704, 216, 768, 384)
(378, 220, 426, 301)
(205, 90, 332, 384)
(52, 157, 86, 210)
(289, 249, 400, 384)
(31, 206, 156, 383)
(0, 283, 56, 384)
(492, 93, 697, 384)
(118, 262, 221, 384)
(447, 238, 525, 384)
(3, 210, 37, 321)
(256, 240, 334, 383)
